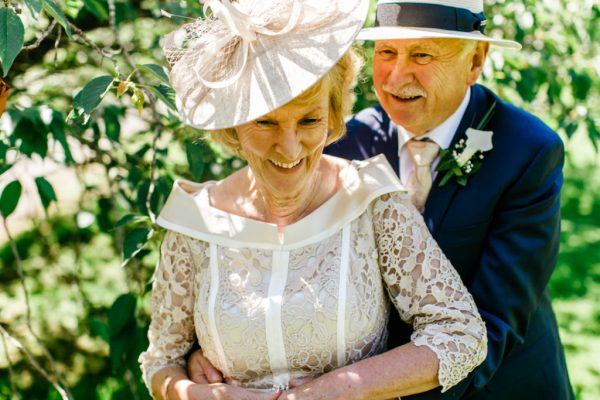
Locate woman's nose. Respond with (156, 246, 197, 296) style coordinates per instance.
(275, 126, 302, 161)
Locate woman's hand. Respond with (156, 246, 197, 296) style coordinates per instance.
(187, 348, 224, 384)
(153, 366, 277, 400)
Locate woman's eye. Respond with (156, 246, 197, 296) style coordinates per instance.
(300, 118, 321, 125)
(256, 120, 276, 126)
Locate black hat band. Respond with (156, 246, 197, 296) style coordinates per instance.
(375, 2, 487, 34)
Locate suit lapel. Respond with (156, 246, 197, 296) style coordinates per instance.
(423, 85, 491, 235)
(374, 110, 400, 175)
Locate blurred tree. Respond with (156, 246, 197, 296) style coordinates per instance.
(0, 0, 598, 399)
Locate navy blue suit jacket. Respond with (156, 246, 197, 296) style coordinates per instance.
(326, 84, 573, 399)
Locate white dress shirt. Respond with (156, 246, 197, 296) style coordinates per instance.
(397, 87, 471, 187)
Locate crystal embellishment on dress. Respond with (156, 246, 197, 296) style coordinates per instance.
(272, 383, 289, 391)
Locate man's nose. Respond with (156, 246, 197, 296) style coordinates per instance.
(275, 126, 302, 160)
(386, 59, 414, 87)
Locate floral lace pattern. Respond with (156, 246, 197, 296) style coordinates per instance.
(139, 192, 486, 394)
(372, 192, 488, 390)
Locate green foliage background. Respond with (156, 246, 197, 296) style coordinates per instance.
(0, 0, 598, 399)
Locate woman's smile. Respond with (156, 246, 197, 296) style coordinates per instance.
(268, 158, 304, 173)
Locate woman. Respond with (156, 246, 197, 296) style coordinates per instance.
(139, 1, 487, 399)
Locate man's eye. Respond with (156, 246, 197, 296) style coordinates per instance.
(412, 53, 433, 64)
(376, 49, 396, 58)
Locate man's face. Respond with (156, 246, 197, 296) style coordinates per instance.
(372, 38, 486, 135)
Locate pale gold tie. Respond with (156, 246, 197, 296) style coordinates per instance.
(405, 139, 440, 211)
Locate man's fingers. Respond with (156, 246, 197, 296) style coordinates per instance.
(188, 349, 224, 384)
(199, 356, 223, 383)
(187, 349, 223, 384)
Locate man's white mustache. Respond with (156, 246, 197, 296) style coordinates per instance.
(382, 84, 427, 98)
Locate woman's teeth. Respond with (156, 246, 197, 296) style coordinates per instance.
(270, 159, 301, 169)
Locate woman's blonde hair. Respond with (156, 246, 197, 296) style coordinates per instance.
(206, 46, 363, 158)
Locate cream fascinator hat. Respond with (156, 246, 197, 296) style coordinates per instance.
(162, 0, 370, 130)
(359, 0, 521, 50)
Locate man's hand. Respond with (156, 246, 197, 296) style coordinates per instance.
(288, 376, 316, 388)
(188, 349, 224, 384)
(183, 383, 281, 400)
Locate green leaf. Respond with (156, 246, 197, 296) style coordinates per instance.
(564, 121, 578, 138)
(103, 105, 122, 142)
(108, 293, 136, 336)
(138, 63, 170, 84)
(0, 180, 22, 218)
(35, 176, 57, 210)
(456, 176, 468, 186)
(185, 139, 206, 181)
(42, 0, 73, 38)
(0, 140, 8, 165)
(131, 87, 145, 115)
(88, 318, 110, 343)
(64, 0, 84, 19)
(0, 8, 25, 77)
(109, 333, 129, 372)
(569, 69, 592, 101)
(13, 110, 48, 157)
(25, 0, 43, 18)
(49, 110, 74, 164)
(148, 84, 177, 111)
(83, 0, 108, 20)
(108, 293, 137, 372)
(438, 171, 453, 187)
(69, 75, 114, 123)
(114, 214, 149, 230)
(114, 214, 137, 229)
(123, 228, 149, 260)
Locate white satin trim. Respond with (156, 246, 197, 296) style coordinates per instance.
(156, 154, 405, 250)
(336, 224, 351, 367)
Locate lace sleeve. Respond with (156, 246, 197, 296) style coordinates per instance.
(139, 230, 200, 391)
(372, 192, 487, 391)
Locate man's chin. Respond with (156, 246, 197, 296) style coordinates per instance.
(385, 108, 419, 130)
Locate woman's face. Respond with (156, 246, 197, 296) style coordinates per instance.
(235, 89, 330, 203)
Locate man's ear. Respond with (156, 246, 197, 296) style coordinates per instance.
(467, 41, 490, 85)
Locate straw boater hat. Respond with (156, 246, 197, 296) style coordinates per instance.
(162, 0, 370, 130)
(358, 0, 521, 50)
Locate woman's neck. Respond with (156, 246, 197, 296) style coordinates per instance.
(209, 157, 347, 231)
(250, 169, 324, 228)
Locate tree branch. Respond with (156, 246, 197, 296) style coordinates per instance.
(23, 20, 58, 51)
(1, 218, 73, 400)
(0, 331, 19, 399)
(0, 324, 70, 400)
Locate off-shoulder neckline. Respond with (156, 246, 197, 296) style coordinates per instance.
(157, 155, 405, 250)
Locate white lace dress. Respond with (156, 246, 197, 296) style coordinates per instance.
(139, 155, 487, 395)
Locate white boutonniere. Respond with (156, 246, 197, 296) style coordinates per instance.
(436, 101, 496, 187)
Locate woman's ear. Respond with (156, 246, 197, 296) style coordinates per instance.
(467, 41, 490, 85)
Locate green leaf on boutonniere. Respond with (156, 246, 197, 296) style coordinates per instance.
(435, 101, 497, 188)
(476, 101, 497, 130)
(456, 176, 468, 186)
(438, 171, 454, 187)
(437, 149, 457, 171)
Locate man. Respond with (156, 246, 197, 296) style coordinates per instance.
(187, 0, 573, 398)
(326, 1, 573, 398)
